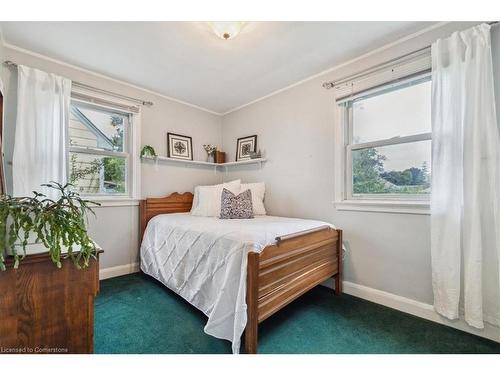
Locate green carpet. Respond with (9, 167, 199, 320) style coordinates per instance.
(94, 273, 500, 354)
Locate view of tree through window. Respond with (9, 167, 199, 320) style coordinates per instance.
(68, 102, 129, 195)
(352, 141, 431, 195)
(348, 77, 432, 197)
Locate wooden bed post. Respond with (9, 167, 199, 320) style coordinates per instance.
(139, 200, 147, 241)
(245, 252, 259, 354)
(334, 229, 343, 296)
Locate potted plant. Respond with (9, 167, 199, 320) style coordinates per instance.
(140, 145, 157, 159)
(0, 182, 99, 271)
(0, 182, 102, 353)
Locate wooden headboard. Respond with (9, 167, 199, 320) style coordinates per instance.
(139, 192, 194, 240)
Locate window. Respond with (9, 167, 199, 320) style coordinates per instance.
(337, 74, 432, 212)
(68, 98, 139, 199)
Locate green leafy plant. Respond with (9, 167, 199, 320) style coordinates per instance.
(103, 157, 126, 193)
(110, 115, 124, 151)
(140, 145, 157, 158)
(69, 153, 103, 186)
(0, 182, 100, 271)
(352, 148, 430, 195)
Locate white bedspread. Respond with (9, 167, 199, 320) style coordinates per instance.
(140, 213, 332, 353)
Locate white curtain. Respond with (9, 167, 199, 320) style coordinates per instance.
(12, 65, 71, 200)
(431, 23, 500, 329)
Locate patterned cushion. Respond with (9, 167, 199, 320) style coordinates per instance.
(220, 188, 254, 219)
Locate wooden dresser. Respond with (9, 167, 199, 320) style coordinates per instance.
(0, 252, 101, 354)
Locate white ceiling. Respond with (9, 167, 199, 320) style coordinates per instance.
(0, 22, 437, 114)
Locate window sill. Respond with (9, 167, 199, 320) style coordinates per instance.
(334, 200, 430, 215)
(83, 197, 141, 207)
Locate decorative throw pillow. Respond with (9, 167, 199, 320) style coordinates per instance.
(220, 188, 254, 219)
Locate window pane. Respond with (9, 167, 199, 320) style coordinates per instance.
(69, 152, 127, 194)
(352, 79, 431, 144)
(69, 102, 127, 152)
(352, 140, 431, 195)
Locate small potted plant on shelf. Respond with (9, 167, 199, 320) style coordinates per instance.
(203, 144, 217, 163)
(140, 145, 157, 159)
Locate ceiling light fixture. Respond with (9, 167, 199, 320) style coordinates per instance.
(208, 22, 246, 40)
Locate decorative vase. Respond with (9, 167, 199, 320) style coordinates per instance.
(207, 154, 215, 163)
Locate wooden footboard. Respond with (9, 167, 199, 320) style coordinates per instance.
(245, 227, 342, 354)
(138, 192, 342, 354)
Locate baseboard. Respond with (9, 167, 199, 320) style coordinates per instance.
(340, 281, 500, 343)
(99, 262, 140, 280)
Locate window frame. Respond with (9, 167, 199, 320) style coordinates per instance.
(67, 93, 141, 205)
(334, 73, 432, 215)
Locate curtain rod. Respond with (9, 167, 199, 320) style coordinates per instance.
(322, 46, 430, 90)
(322, 21, 499, 90)
(3, 60, 153, 107)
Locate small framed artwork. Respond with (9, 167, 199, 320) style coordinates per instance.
(236, 135, 257, 161)
(167, 132, 193, 160)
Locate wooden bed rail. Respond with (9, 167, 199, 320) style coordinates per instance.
(275, 225, 331, 243)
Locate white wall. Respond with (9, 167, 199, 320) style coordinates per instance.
(0, 32, 5, 92)
(1, 45, 222, 272)
(220, 22, 480, 306)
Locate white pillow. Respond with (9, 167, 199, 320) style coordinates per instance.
(240, 182, 266, 215)
(192, 185, 201, 211)
(191, 180, 241, 217)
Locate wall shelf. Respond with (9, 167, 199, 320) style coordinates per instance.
(141, 155, 266, 173)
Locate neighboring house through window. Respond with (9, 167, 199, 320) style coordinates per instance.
(68, 89, 141, 202)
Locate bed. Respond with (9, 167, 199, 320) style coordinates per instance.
(139, 192, 342, 354)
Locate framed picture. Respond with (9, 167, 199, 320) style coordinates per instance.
(236, 135, 257, 161)
(167, 132, 193, 160)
